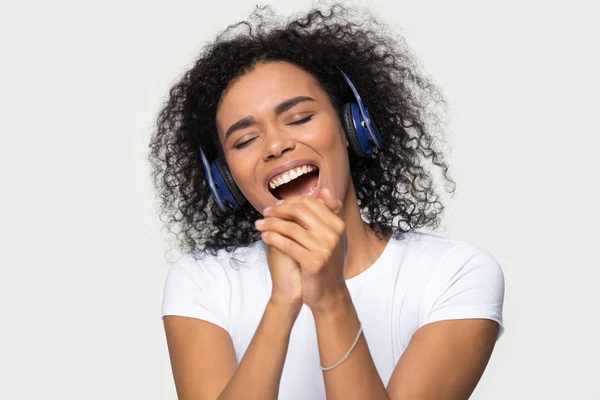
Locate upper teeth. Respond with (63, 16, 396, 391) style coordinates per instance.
(269, 165, 317, 190)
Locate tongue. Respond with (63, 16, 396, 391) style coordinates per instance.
(276, 171, 319, 199)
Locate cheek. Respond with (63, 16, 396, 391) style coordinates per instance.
(227, 157, 254, 192)
(309, 118, 346, 147)
(227, 154, 269, 210)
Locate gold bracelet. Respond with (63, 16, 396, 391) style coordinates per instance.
(320, 321, 363, 371)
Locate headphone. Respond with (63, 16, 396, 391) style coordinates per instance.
(199, 70, 382, 213)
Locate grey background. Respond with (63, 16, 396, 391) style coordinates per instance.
(1, 0, 598, 398)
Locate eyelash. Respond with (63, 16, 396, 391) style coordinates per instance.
(288, 115, 313, 126)
(232, 115, 314, 150)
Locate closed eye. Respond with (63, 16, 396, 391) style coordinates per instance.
(233, 137, 257, 150)
(232, 115, 314, 150)
(287, 115, 314, 126)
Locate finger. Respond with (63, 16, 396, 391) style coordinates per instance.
(255, 216, 314, 251)
(260, 230, 310, 265)
(272, 194, 334, 219)
(266, 199, 326, 232)
(298, 195, 343, 230)
(267, 197, 345, 237)
(267, 196, 329, 227)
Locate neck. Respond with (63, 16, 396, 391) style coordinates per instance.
(339, 181, 391, 280)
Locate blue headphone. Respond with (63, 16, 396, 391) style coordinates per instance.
(199, 70, 383, 212)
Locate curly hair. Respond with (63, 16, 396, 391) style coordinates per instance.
(148, 3, 456, 258)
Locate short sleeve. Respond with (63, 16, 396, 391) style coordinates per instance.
(422, 242, 506, 339)
(161, 253, 230, 331)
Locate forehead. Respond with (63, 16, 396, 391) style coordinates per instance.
(216, 62, 325, 128)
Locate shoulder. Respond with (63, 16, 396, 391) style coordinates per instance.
(417, 232, 504, 288)
(161, 240, 268, 329)
(394, 231, 505, 316)
(166, 240, 267, 283)
(400, 231, 505, 336)
(396, 231, 503, 281)
(162, 240, 267, 307)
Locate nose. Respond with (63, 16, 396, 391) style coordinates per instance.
(262, 126, 296, 160)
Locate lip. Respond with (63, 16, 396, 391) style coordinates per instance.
(264, 158, 320, 191)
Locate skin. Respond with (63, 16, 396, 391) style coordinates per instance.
(163, 60, 499, 400)
(215, 60, 390, 285)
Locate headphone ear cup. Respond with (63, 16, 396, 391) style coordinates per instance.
(214, 157, 247, 209)
(342, 102, 368, 157)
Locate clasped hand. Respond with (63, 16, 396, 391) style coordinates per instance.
(255, 188, 348, 312)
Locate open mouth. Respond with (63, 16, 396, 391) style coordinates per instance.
(269, 165, 320, 200)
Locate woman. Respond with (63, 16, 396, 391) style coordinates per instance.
(149, 4, 505, 399)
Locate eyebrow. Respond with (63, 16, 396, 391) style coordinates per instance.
(224, 96, 316, 141)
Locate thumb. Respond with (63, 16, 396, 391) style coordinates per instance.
(319, 187, 342, 214)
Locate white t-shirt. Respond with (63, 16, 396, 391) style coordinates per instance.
(161, 231, 505, 399)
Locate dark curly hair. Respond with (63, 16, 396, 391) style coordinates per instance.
(148, 3, 456, 258)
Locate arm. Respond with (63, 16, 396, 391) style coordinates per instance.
(386, 318, 499, 399)
(164, 299, 298, 400)
(313, 286, 389, 400)
(312, 287, 499, 400)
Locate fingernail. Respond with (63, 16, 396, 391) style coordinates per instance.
(263, 206, 271, 215)
(255, 219, 264, 228)
(276, 199, 283, 205)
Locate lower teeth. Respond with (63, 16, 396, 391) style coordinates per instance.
(307, 186, 316, 196)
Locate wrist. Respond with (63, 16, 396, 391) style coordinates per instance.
(268, 294, 302, 321)
(310, 285, 353, 317)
